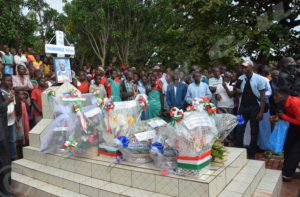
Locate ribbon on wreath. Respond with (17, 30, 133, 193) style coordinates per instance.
(138, 95, 149, 110)
(170, 107, 184, 126)
(114, 136, 129, 148)
(97, 98, 115, 133)
(135, 94, 149, 122)
(72, 103, 87, 133)
(203, 103, 217, 115)
(69, 89, 79, 97)
(151, 142, 164, 154)
(45, 89, 55, 102)
(61, 139, 78, 152)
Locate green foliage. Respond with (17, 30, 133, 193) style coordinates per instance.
(0, 0, 37, 47)
(1, 0, 299, 68)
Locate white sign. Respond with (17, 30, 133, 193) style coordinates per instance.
(55, 31, 65, 57)
(135, 130, 156, 141)
(148, 119, 167, 128)
(45, 44, 75, 55)
(56, 31, 65, 46)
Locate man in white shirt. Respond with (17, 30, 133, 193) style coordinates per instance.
(215, 72, 234, 114)
(209, 67, 223, 105)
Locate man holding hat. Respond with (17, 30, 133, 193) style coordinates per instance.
(235, 60, 266, 159)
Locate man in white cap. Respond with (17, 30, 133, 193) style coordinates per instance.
(235, 60, 266, 159)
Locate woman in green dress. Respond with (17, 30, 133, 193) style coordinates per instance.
(108, 69, 122, 102)
(146, 75, 163, 119)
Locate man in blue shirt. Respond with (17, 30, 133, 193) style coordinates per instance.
(2, 47, 14, 75)
(235, 60, 266, 159)
(185, 72, 212, 104)
(167, 74, 187, 109)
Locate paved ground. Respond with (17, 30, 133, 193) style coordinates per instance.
(255, 153, 300, 197)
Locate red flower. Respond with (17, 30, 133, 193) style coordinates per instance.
(202, 97, 210, 103)
(169, 110, 175, 117)
(69, 146, 74, 150)
(87, 136, 94, 143)
(93, 130, 98, 136)
(61, 144, 67, 149)
(139, 97, 146, 102)
(186, 105, 195, 111)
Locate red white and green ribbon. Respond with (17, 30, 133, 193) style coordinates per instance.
(72, 103, 87, 133)
(69, 89, 79, 97)
(135, 94, 149, 122)
(45, 89, 55, 101)
(170, 107, 184, 126)
(177, 150, 211, 170)
(61, 139, 78, 152)
(97, 98, 114, 133)
(204, 103, 217, 115)
(99, 144, 122, 157)
(137, 95, 149, 110)
(61, 89, 87, 102)
(97, 98, 115, 111)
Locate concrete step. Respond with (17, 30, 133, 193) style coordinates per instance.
(252, 169, 282, 197)
(218, 160, 267, 197)
(11, 170, 170, 197)
(12, 172, 89, 197)
(18, 146, 248, 196)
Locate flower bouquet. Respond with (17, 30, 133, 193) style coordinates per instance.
(114, 117, 167, 164)
(169, 107, 218, 177)
(150, 134, 178, 170)
(41, 92, 102, 159)
(99, 99, 140, 159)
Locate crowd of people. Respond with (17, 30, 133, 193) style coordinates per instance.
(0, 45, 300, 195)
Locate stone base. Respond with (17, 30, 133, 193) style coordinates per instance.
(11, 146, 282, 197)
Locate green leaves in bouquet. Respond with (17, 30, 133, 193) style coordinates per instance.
(211, 139, 226, 162)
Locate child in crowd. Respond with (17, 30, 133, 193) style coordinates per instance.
(31, 78, 48, 125)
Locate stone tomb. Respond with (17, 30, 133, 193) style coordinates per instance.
(11, 83, 282, 197)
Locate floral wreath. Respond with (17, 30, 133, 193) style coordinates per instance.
(170, 107, 184, 126)
(137, 95, 149, 110)
(61, 139, 78, 151)
(97, 98, 115, 111)
(193, 97, 217, 115)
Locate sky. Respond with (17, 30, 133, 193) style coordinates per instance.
(46, 0, 66, 13)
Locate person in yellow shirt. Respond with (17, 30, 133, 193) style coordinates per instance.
(32, 55, 43, 70)
(41, 57, 51, 77)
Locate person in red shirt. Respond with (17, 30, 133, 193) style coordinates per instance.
(31, 78, 47, 125)
(95, 66, 111, 97)
(77, 71, 90, 93)
(274, 88, 300, 182)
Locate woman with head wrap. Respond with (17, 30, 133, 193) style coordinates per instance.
(12, 64, 33, 92)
